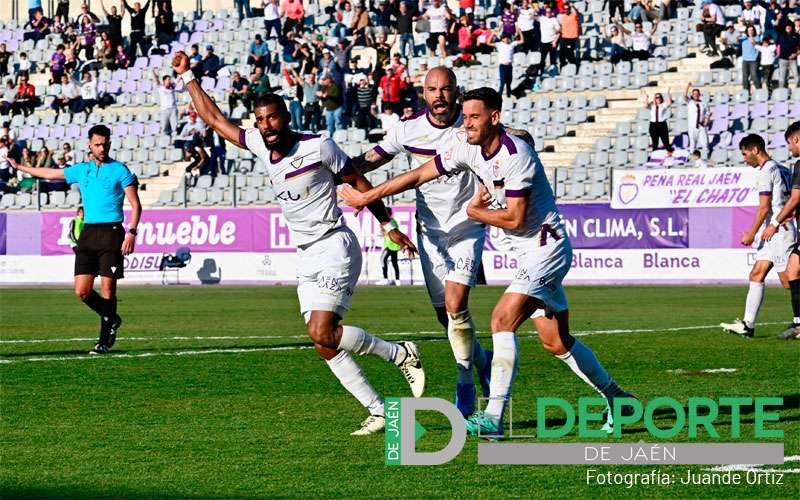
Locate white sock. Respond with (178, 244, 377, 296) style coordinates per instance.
(485, 332, 518, 420)
(326, 351, 384, 416)
(556, 340, 621, 399)
(793, 317, 800, 325)
(338, 325, 401, 364)
(447, 310, 476, 385)
(743, 281, 765, 327)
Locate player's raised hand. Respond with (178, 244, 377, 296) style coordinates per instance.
(338, 184, 370, 211)
(387, 229, 418, 259)
(172, 51, 190, 75)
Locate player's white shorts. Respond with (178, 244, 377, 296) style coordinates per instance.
(297, 226, 361, 319)
(754, 227, 797, 272)
(418, 224, 485, 307)
(504, 235, 573, 317)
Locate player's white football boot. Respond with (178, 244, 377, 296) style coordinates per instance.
(776, 323, 800, 340)
(396, 341, 426, 398)
(351, 415, 386, 436)
(720, 319, 754, 338)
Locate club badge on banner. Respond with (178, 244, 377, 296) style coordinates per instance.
(611, 167, 759, 209)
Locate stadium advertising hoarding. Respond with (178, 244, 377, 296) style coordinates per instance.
(611, 167, 758, 209)
(0, 204, 771, 284)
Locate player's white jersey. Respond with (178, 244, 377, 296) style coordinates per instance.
(240, 130, 350, 247)
(374, 109, 482, 234)
(756, 159, 794, 229)
(435, 130, 564, 252)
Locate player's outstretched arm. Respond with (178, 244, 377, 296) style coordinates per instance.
(172, 51, 244, 149)
(466, 184, 528, 230)
(6, 156, 65, 180)
(339, 169, 417, 257)
(339, 159, 442, 209)
(352, 148, 394, 174)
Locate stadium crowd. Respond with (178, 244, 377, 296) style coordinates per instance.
(4, 0, 800, 197)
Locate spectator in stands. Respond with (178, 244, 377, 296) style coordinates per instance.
(155, 7, 175, 46)
(500, 2, 518, 38)
(378, 66, 406, 114)
(283, 65, 304, 130)
(0, 137, 10, 191)
(50, 74, 81, 115)
(247, 65, 271, 101)
(741, 25, 762, 92)
(701, 0, 725, 56)
(183, 143, 208, 187)
(100, 1, 124, 51)
(333, 38, 356, 71)
(604, 0, 625, 21)
(354, 75, 376, 131)
(123, 0, 151, 60)
(390, 54, 407, 76)
(78, 15, 97, 60)
(606, 24, 629, 64)
(615, 20, 655, 60)
(454, 15, 475, 54)
(175, 111, 206, 150)
(718, 21, 739, 57)
(318, 74, 344, 137)
(16, 52, 31, 82)
(24, 9, 50, 42)
(376, 104, 400, 131)
(642, 88, 672, 151)
(12, 75, 39, 117)
(0, 80, 14, 116)
(302, 72, 322, 132)
(0, 43, 10, 77)
(539, 6, 561, 71)
(471, 18, 495, 54)
(98, 31, 115, 68)
(559, 2, 581, 67)
(421, 0, 452, 58)
(50, 44, 67, 83)
(196, 45, 221, 79)
(351, 4, 372, 45)
(62, 142, 74, 163)
(319, 48, 337, 74)
(493, 31, 521, 98)
(56, 0, 71, 22)
(49, 155, 70, 192)
(374, 1, 393, 35)
(51, 14, 66, 35)
(777, 22, 800, 88)
(740, 0, 766, 35)
(235, 0, 252, 21)
(154, 71, 178, 136)
(264, 0, 282, 38)
(205, 129, 227, 178)
(691, 150, 708, 168)
(374, 33, 396, 79)
(33, 147, 54, 170)
(114, 44, 131, 69)
(27, 0, 43, 20)
(227, 71, 250, 112)
(76, 2, 101, 25)
(517, 0, 539, 54)
(758, 36, 778, 93)
(188, 44, 202, 73)
(281, 0, 305, 35)
(396, 1, 417, 59)
(684, 83, 709, 158)
(764, 0, 782, 41)
(248, 34, 269, 69)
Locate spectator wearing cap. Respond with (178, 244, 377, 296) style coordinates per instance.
(558, 2, 580, 67)
(420, 0, 452, 58)
(317, 74, 344, 137)
(539, 6, 561, 70)
(249, 34, 270, 69)
(193, 45, 220, 79)
(777, 22, 800, 88)
(280, 0, 305, 35)
(264, 0, 282, 38)
(396, 2, 418, 59)
(516, 0, 539, 54)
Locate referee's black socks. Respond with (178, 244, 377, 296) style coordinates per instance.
(790, 280, 800, 323)
(82, 290, 104, 316)
(99, 296, 118, 346)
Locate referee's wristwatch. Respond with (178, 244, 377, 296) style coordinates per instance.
(128, 228, 138, 236)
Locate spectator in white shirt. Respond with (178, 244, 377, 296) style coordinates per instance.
(684, 83, 710, 157)
(77, 71, 97, 113)
(642, 88, 673, 150)
(0, 79, 14, 115)
(176, 111, 206, 150)
(539, 6, 561, 70)
(263, 0, 281, 38)
(376, 105, 400, 131)
(757, 36, 778, 93)
(50, 74, 80, 114)
(420, 0, 452, 58)
(154, 70, 178, 136)
(615, 20, 655, 60)
(739, 0, 766, 35)
(691, 150, 709, 168)
(702, 0, 726, 56)
(491, 32, 521, 98)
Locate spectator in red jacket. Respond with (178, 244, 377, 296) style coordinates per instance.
(378, 66, 406, 114)
(13, 75, 40, 116)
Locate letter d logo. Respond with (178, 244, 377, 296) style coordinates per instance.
(384, 397, 466, 466)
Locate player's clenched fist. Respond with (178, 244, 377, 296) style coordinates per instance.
(172, 51, 190, 74)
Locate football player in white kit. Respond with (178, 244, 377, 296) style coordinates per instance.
(342, 88, 635, 437)
(354, 67, 533, 417)
(172, 52, 425, 436)
(721, 133, 797, 338)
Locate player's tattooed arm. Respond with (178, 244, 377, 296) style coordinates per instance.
(504, 126, 536, 148)
(339, 159, 442, 209)
(352, 148, 393, 174)
(466, 184, 528, 230)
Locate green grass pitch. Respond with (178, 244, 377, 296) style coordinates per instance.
(1, 285, 798, 498)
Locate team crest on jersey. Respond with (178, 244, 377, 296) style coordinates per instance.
(455, 130, 467, 141)
(290, 153, 314, 169)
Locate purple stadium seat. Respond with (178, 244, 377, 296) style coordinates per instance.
(149, 55, 164, 68)
(35, 126, 49, 139)
(770, 102, 788, 118)
(729, 132, 746, 149)
(0, 30, 10, 42)
(770, 133, 787, 148)
(107, 80, 122, 94)
(750, 102, 768, 118)
(211, 19, 224, 31)
(128, 68, 142, 81)
(81, 125, 92, 137)
(51, 125, 64, 138)
(178, 32, 189, 44)
(65, 124, 80, 139)
(193, 21, 208, 33)
(730, 103, 748, 120)
(189, 32, 203, 44)
(214, 77, 230, 92)
(18, 126, 34, 141)
(133, 57, 148, 69)
(201, 77, 215, 91)
(123, 80, 137, 93)
(114, 124, 128, 137)
(709, 118, 727, 135)
(139, 79, 153, 93)
(790, 103, 800, 118)
(131, 122, 145, 137)
(145, 122, 160, 136)
(113, 68, 127, 81)
(97, 81, 107, 93)
(711, 104, 728, 120)
(6, 40, 19, 51)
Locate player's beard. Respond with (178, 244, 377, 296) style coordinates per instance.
(427, 100, 456, 125)
(262, 128, 290, 151)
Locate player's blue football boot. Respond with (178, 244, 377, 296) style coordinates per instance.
(455, 382, 476, 417)
(478, 350, 493, 397)
(602, 389, 639, 434)
(465, 410, 503, 439)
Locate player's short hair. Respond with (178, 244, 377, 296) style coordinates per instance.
(253, 93, 289, 118)
(785, 120, 800, 140)
(87, 124, 111, 140)
(462, 87, 502, 112)
(739, 133, 766, 152)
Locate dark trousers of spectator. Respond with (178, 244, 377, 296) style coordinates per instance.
(56, 3, 69, 21)
(0, 102, 11, 115)
(50, 98, 80, 114)
(264, 18, 281, 38)
(498, 64, 513, 98)
(382, 248, 399, 280)
(13, 97, 40, 116)
(355, 107, 373, 132)
(247, 55, 267, 68)
(608, 0, 625, 19)
(128, 31, 148, 60)
(76, 98, 96, 113)
(559, 38, 578, 67)
(235, 0, 252, 20)
(742, 60, 762, 91)
(631, 50, 650, 60)
(283, 18, 300, 35)
(207, 146, 227, 177)
(521, 30, 539, 54)
(703, 23, 723, 55)
(763, 64, 776, 93)
(23, 31, 46, 42)
(229, 93, 251, 112)
(382, 100, 402, 114)
(542, 42, 558, 68)
(304, 102, 322, 132)
(649, 121, 670, 150)
(51, 68, 64, 83)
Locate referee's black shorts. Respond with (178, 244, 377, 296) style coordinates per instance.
(74, 223, 125, 279)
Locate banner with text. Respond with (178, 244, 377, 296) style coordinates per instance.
(611, 167, 758, 209)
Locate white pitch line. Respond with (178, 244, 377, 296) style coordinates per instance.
(667, 368, 738, 374)
(706, 456, 800, 473)
(0, 321, 788, 345)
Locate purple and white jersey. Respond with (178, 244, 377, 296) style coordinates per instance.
(756, 159, 793, 229)
(434, 131, 564, 252)
(374, 110, 482, 233)
(240, 130, 351, 247)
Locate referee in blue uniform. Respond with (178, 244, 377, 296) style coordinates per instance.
(10, 125, 141, 354)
